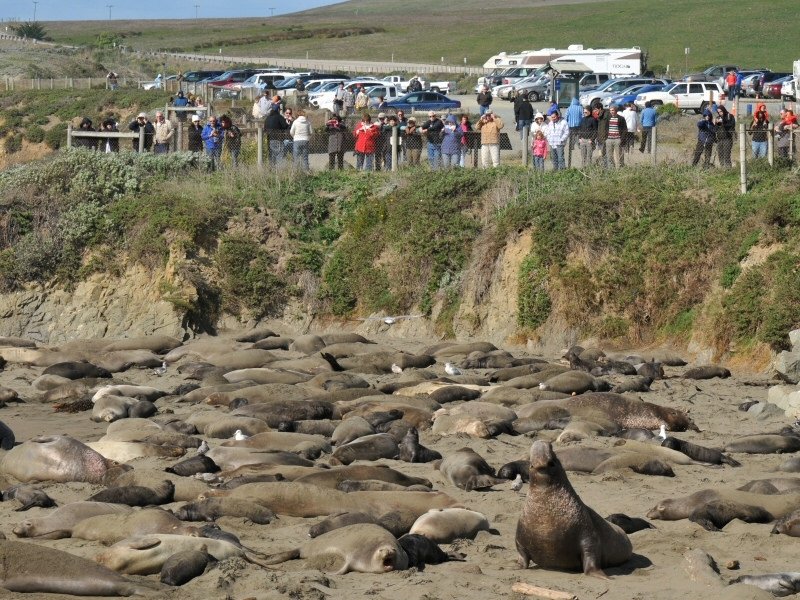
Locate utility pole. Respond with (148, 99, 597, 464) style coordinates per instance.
(194, 4, 199, 19)
(32, 1, 38, 21)
(106, 4, 113, 20)
(268, 7, 275, 17)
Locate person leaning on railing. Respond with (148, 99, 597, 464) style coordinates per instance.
(128, 113, 154, 152)
(750, 110, 769, 159)
(73, 117, 98, 150)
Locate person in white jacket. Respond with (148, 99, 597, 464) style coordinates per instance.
(290, 110, 313, 172)
(542, 111, 570, 170)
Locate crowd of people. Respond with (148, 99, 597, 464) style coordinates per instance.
(70, 83, 797, 172)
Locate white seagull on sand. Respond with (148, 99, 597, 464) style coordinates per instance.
(444, 362, 462, 376)
(152, 361, 167, 376)
(511, 474, 525, 492)
(196, 440, 210, 455)
(657, 424, 667, 441)
(357, 315, 423, 326)
(391, 363, 403, 374)
(233, 430, 248, 441)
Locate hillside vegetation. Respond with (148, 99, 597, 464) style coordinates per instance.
(39, 0, 800, 72)
(0, 149, 798, 360)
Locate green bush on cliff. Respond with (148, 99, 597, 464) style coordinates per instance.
(517, 253, 551, 329)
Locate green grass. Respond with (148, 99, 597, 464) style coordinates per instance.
(37, 0, 800, 73)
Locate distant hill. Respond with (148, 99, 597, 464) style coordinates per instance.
(40, 0, 800, 73)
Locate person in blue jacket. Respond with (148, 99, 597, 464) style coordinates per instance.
(691, 110, 716, 167)
(639, 101, 658, 153)
(441, 115, 463, 168)
(201, 115, 224, 168)
(565, 96, 583, 152)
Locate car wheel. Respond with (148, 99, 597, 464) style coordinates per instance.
(527, 91, 539, 102)
(699, 101, 709, 113)
(430, 87, 439, 93)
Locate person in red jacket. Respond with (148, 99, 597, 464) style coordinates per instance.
(353, 113, 380, 171)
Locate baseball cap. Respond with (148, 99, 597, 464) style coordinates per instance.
(191, 115, 200, 122)
(534, 112, 544, 120)
(137, 112, 147, 118)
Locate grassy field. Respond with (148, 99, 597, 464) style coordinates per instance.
(36, 0, 800, 73)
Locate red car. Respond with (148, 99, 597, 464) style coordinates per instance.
(763, 75, 793, 99)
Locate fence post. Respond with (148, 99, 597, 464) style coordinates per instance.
(391, 126, 398, 171)
(739, 122, 747, 195)
(138, 128, 145, 153)
(522, 126, 529, 168)
(257, 124, 264, 170)
(176, 123, 182, 152)
(651, 125, 658, 166)
(66, 124, 72, 149)
(768, 127, 774, 166)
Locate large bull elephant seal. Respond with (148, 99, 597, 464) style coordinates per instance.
(1, 435, 130, 484)
(516, 440, 632, 577)
(0, 539, 152, 596)
(262, 523, 408, 574)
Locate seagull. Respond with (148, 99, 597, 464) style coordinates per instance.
(657, 424, 667, 441)
(444, 362, 462, 376)
(152, 361, 167, 376)
(511, 474, 524, 492)
(233, 429, 248, 441)
(357, 315, 423, 326)
(391, 363, 403, 374)
(196, 440, 210, 455)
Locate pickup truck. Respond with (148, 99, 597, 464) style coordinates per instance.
(380, 75, 455, 94)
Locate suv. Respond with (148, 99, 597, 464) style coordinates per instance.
(579, 77, 667, 107)
(683, 65, 740, 85)
(634, 81, 722, 113)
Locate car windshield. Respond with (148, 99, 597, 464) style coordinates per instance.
(315, 82, 340, 93)
(666, 83, 682, 93)
(275, 77, 298, 89)
(208, 71, 236, 82)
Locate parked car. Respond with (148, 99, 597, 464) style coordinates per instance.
(748, 71, 792, 97)
(739, 71, 769, 97)
(383, 91, 461, 113)
(781, 77, 797, 101)
(683, 64, 740, 85)
(634, 81, 722, 113)
(601, 83, 667, 108)
(206, 69, 260, 88)
(310, 79, 389, 112)
(579, 77, 668, 107)
(762, 75, 793, 99)
(181, 70, 225, 83)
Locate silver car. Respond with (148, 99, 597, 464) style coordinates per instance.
(507, 74, 551, 102)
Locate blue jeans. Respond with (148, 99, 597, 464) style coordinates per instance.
(206, 146, 222, 168)
(533, 156, 545, 171)
(517, 119, 531, 139)
(443, 152, 460, 168)
(479, 105, 490, 116)
(355, 152, 374, 171)
(293, 140, 309, 171)
(427, 143, 442, 169)
(550, 145, 565, 170)
(268, 139, 284, 166)
(752, 141, 767, 158)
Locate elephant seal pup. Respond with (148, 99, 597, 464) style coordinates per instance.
(160, 548, 212, 586)
(92, 395, 138, 423)
(174, 498, 276, 524)
(166, 454, 220, 477)
(42, 360, 112, 380)
(1, 435, 130, 484)
(516, 440, 632, 577)
(661, 436, 741, 467)
(263, 523, 408, 574)
(539, 370, 610, 394)
(0, 539, 150, 596)
(72, 508, 199, 545)
(739, 478, 800, 494)
(12, 501, 131, 538)
(87, 480, 175, 506)
(308, 510, 412, 538)
(331, 433, 399, 465)
(332, 417, 376, 446)
(398, 534, 458, 568)
(398, 427, 442, 463)
(437, 447, 504, 491)
(2, 485, 57, 511)
(409, 508, 491, 543)
(0, 420, 14, 450)
(724, 434, 800, 454)
(605, 513, 655, 534)
(498, 460, 529, 482)
(772, 509, 800, 536)
(729, 573, 800, 596)
(683, 365, 731, 379)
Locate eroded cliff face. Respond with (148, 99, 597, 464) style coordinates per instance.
(0, 266, 188, 344)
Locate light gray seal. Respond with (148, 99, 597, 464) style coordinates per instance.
(516, 440, 632, 577)
(1, 485, 57, 511)
(436, 447, 504, 491)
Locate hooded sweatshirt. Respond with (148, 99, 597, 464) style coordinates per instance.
(566, 97, 583, 128)
(441, 116, 462, 154)
(290, 115, 312, 142)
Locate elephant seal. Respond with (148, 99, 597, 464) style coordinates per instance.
(160, 548, 212, 586)
(683, 365, 731, 379)
(409, 508, 491, 543)
(398, 428, 441, 463)
(0, 539, 149, 596)
(88, 480, 174, 506)
(332, 417, 376, 446)
(661, 437, 741, 466)
(729, 573, 800, 596)
(398, 534, 456, 568)
(292, 466, 432, 490)
(0, 420, 14, 450)
(331, 433, 399, 465)
(724, 435, 800, 454)
(437, 447, 504, 491)
(42, 360, 112, 379)
(611, 376, 653, 394)
(166, 454, 220, 477)
(1, 485, 57, 511)
(772, 509, 800, 536)
(308, 511, 411, 538)
(262, 523, 408, 574)
(337, 479, 425, 493)
(174, 498, 276, 524)
(72, 508, 199, 545)
(605, 513, 655, 534)
(539, 370, 610, 394)
(13, 501, 131, 538)
(516, 440, 632, 577)
(92, 395, 138, 423)
(95, 533, 267, 575)
(739, 478, 800, 494)
(1, 435, 129, 484)
(498, 460, 529, 482)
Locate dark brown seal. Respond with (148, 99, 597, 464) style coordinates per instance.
(436, 447, 504, 491)
(516, 440, 632, 577)
(661, 436, 741, 467)
(398, 428, 441, 463)
(88, 480, 174, 506)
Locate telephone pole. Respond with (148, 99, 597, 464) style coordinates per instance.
(32, 1, 38, 21)
(106, 4, 113, 20)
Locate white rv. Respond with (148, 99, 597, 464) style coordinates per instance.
(482, 45, 643, 76)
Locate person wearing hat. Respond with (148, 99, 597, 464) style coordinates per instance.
(403, 117, 423, 166)
(577, 105, 597, 167)
(420, 111, 444, 169)
(128, 112, 154, 152)
(476, 108, 504, 168)
(530, 112, 545, 138)
(441, 115, 462, 168)
(187, 114, 204, 152)
(152, 111, 174, 154)
(74, 117, 97, 150)
(99, 117, 119, 153)
(173, 90, 189, 122)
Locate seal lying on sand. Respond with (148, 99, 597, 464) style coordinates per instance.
(515, 440, 632, 577)
(13, 501, 132, 539)
(0, 539, 151, 596)
(1, 485, 57, 511)
(262, 523, 408, 574)
(436, 447, 505, 491)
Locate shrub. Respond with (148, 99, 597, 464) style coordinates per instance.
(517, 253, 551, 329)
(24, 125, 46, 144)
(3, 134, 23, 154)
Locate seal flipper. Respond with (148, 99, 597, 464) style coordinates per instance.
(581, 538, 609, 579)
(261, 548, 301, 565)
